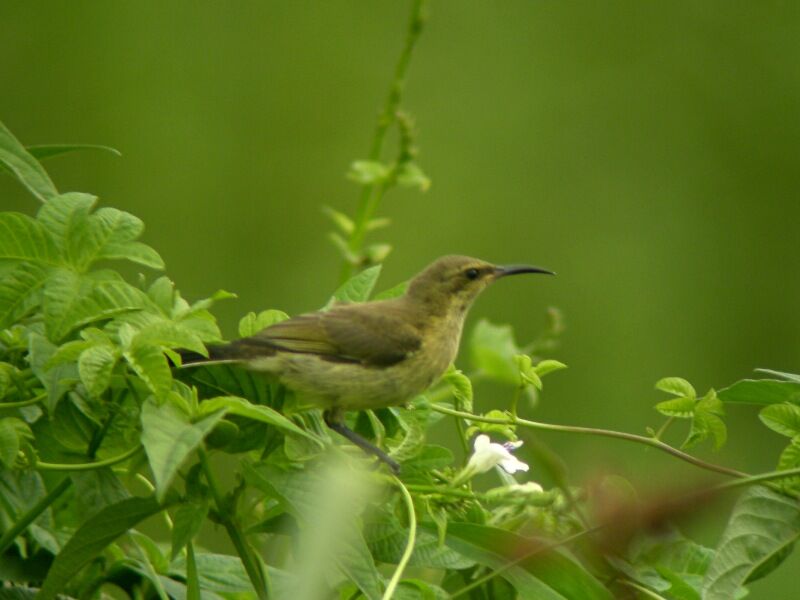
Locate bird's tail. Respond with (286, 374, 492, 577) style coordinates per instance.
(176, 344, 240, 368)
(176, 339, 278, 368)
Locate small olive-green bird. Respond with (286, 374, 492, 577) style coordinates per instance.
(184, 255, 553, 470)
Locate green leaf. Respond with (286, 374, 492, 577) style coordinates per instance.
(614, 531, 714, 599)
(78, 345, 117, 397)
(365, 508, 474, 570)
(322, 205, 355, 234)
(171, 501, 209, 559)
(464, 409, 517, 441)
(199, 395, 319, 443)
(330, 265, 382, 305)
(515, 354, 542, 389)
(71, 468, 131, 519)
(0, 418, 25, 467)
(0, 212, 60, 264)
(135, 320, 208, 356)
(0, 120, 58, 202)
(469, 319, 520, 385)
(83, 206, 163, 269)
(129, 531, 170, 599)
(684, 411, 726, 450)
(364, 242, 392, 264)
(125, 342, 173, 399)
(443, 366, 473, 412)
(396, 162, 431, 191)
(718, 379, 800, 406)
(437, 522, 614, 599)
(140, 399, 226, 500)
(534, 359, 568, 377)
(347, 159, 391, 185)
(389, 580, 449, 600)
(655, 396, 697, 418)
(400, 445, 454, 474)
(37, 496, 163, 600)
(755, 369, 800, 383)
(244, 463, 383, 600)
(36, 192, 97, 252)
(169, 552, 295, 595)
(759, 403, 800, 437)
(43, 268, 147, 341)
(682, 392, 726, 450)
(388, 409, 426, 463)
(26, 143, 121, 161)
(0, 263, 50, 328)
(776, 438, 800, 495)
(238, 309, 290, 337)
(656, 377, 696, 398)
(28, 333, 79, 412)
(703, 485, 800, 599)
(374, 280, 409, 300)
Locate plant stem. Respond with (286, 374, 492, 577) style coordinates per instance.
(198, 447, 269, 600)
(431, 404, 747, 479)
(0, 391, 46, 408)
(33, 444, 142, 471)
(340, 0, 428, 281)
(382, 476, 417, 600)
(711, 466, 800, 493)
(0, 401, 126, 555)
(653, 416, 675, 441)
(0, 476, 71, 554)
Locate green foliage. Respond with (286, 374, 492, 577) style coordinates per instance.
(702, 486, 800, 600)
(655, 378, 727, 450)
(37, 496, 163, 600)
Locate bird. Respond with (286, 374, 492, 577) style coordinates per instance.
(181, 255, 554, 471)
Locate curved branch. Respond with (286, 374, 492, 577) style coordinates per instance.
(431, 404, 747, 479)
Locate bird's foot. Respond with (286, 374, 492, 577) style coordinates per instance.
(324, 411, 400, 474)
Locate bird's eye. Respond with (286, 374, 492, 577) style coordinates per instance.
(465, 268, 480, 280)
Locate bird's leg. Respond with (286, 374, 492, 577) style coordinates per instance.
(323, 409, 400, 474)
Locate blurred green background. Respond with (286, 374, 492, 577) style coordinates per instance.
(3, 1, 800, 595)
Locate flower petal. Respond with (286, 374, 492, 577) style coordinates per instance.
(473, 434, 490, 451)
(499, 455, 529, 474)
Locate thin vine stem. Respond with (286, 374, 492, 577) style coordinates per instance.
(382, 476, 417, 600)
(0, 476, 71, 555)
(0, 396, 126, 554)
(339, 0, 428, 282)
(32, 444, 142, 471)
(0, 391, 46, 408)
(198, 447, 270, 600)
(711, 466, 800, 493)
(430, 404, 747, 479)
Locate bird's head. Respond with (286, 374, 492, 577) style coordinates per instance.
(406, 255, 554, 316)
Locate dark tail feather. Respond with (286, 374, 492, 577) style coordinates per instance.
(176, 344, 238, 367)
(176, 340, 278, 367)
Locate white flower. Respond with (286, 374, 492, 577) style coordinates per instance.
(449, 434, 531, 487)
(466, 434, 529, 475)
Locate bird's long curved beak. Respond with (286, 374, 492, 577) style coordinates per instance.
(495, 264, 556, 277)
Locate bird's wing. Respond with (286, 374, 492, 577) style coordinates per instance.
(248, 303, 422, 366)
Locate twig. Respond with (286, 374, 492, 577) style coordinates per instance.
(382, 476, 417, 600)
(339, 0, 428, 281)
(430, 404, 747, 479)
